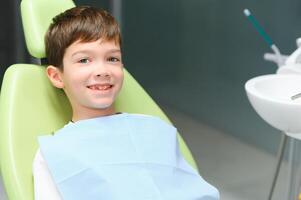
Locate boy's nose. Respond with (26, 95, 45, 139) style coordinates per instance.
(96, 73, 110, 78)
(94, 63, 111, 78)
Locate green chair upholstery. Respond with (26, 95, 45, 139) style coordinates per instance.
(21, 0, 75, 58)
(0, 0, 198, 199)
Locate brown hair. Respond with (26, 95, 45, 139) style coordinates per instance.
(45, 6, 121, 70)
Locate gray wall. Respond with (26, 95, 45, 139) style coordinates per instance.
(121, 0, 301, 153)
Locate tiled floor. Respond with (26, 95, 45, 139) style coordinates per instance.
(0, 106, 292, 200)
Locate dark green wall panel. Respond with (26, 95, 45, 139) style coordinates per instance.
(122, 0, 301, 153)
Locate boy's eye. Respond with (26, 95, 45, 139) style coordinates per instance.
(78, 58, 90, 64)
(107, 57, 120, 62)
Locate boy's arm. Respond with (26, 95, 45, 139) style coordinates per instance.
(33, 149, 62, 200)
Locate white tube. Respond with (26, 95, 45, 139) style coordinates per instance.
(271, 44, 286, 67)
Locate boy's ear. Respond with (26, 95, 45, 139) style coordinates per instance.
(46, 65, 64, 89)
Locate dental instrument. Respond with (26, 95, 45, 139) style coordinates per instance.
(243, 8, 289, 200)
(291, 93, 301, 101)
(244, 8, 301, 200)
(243, 9, 286, 67)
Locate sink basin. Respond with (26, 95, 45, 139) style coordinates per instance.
(245, 74, 301, 138)
(277, 64, 301, 75)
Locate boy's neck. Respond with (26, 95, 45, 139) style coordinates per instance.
(71, 106, 117, 122)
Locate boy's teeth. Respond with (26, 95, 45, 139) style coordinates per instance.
(99, 85, 110, 90)
(89, 85, 111, 90)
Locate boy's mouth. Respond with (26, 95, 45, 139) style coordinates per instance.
(87, 84, 113, 91)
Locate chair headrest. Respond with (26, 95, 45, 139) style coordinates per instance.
(21, 0, 75, 58)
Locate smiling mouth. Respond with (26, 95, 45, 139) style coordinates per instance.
(87, 84, 113, 91)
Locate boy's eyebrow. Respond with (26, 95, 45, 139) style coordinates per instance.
(71, 49, 121, 57)
(107, 49, 122, 54)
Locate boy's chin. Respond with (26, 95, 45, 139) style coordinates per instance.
(90, 102, 114, 110)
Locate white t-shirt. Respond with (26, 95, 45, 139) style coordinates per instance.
(33, 149, 62, 200)
(33, 122, 76, 200)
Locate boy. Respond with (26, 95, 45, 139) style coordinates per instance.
(33, 6, 219, 200)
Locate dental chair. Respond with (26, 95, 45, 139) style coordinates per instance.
(0, 0, 198, 199)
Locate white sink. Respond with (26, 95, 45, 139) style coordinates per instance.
(276, 64, 301, 75)
(245, 74, 301, 138)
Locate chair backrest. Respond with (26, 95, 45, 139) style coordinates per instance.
(0, 0, 198, 199)
(21, 0, 75, 58)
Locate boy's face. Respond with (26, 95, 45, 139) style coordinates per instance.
(47, 39, 124, 120)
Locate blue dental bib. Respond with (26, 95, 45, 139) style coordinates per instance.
(38, 113, 219, 200)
